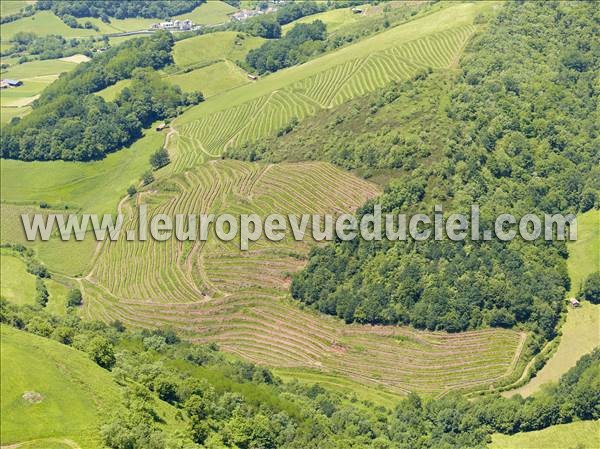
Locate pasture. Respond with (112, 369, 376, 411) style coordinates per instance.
(0, 11, 99, 42)
(0, 0, 34, 18)
(489, 420, 600, 449)
(1, 131, 163, 275)
(94, 78, 132, 101)
(506, 210, 600, 397)
(0, 59, 78, 123)
(0, 325, 119, 447)
(166, 60, 250, 97)
(174, 1, 237, 25)
(172, 2, 491, 170)
(282, 5, 369, 34)
(172, 31, 266, 68)
(80, 159, 526, 396)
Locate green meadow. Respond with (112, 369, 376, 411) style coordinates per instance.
(489, 420, 600, 449)
(172, 31, 266, 68)
(0, 0, 34, 18)
(0, 325, 119, 447)
(0, 59, 79, 123)
(0, 11, 99, 42)
(282, 4, 369, 34)
(0, 249, 70, 312)
(166, 60, 250, 97)
(174, 0, 237, 25)
(0, 131, 163, 275)
(506, 210, 600, 397)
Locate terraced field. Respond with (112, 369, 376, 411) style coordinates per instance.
(80, 159, 526, 396)
(172, 2, 490, 171)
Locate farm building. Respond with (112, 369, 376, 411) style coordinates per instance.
(156, 123, 169, 131)
(0, 79, 23, 88)
(247, 74, 258, 80)
(150, 19, 193, 31)
(231, 9, 263, 21)
(569, 297, 580, 308)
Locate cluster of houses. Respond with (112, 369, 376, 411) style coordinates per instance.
(0, 79, 22, 89)
(150, 19, 194, 31)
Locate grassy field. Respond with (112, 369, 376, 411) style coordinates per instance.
(166, 60, 250, 97)
(274, 368, 404, 409)
(282, 4, 369, 34)
(0, 11, 100, 42)
(174, 0, 237, 25)
(0, 0, 34, 18)
(489, 420, 600, 449)
(0, 59, 78, 123)
(0, 325, 119, 447)
(171, 2, 492, 171)
(172, 31, 266, 68)
(0, 250, 36, 305)
(0, 130, 162, 215)
(505, 210, 600, 398)
(1, 130, 163, 275)
(0, 249, 70, 313)
(94, 78, 132, 102)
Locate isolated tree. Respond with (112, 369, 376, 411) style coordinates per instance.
(35, 278, 49, 307)
(66, 288, 83, 307)
(150, 147, 170, 170)
(142, 170, 154, 185)
(127, 185, 137, 196)
(87, 335, 116, 369)
(581, 272, 600, 304)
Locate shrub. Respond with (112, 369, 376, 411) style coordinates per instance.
(66, 288, 83, 307)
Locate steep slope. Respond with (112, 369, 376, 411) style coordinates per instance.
(170, 2, 495, 171)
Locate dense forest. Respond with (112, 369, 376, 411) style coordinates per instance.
(1, 298, 599, 449)
(1, 32, 202, 161)
(36, 1, 205, 20)
(229, 1, 600, 339)
(246, 20, 327, 74)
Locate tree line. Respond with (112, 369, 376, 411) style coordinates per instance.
(36, 1, 205, 21)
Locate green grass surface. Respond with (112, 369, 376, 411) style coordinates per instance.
(0, 249, 70, 312)
(489, 420, 600, 449)
(274, 368, 401, 409)
(1, 130, 162, 215)
(172, 31, 266, 68)
(506, 210, 600, 398)
(0, 250, 36, 305)
(0, 59, 78, 123)
(174, 0, 237, 25)
(0, 325, 119, 447)
(1, 130, 162, 275)
(0, 11, 100, 42)
(80, 16, 156, 34)
(0, 0, 34, 18)
(94, 78, 132, 102)
(1, 59, 77, 79)
(167, 60, 250, 97)
(282, 5, 368, 34)
(567, 210, 600, 296)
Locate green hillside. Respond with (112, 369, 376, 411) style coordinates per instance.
(170, 2, 491, 171)
(507, 210, 600, 397)
(489, 420, 600, 449)
(0, 325, 118, 447)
